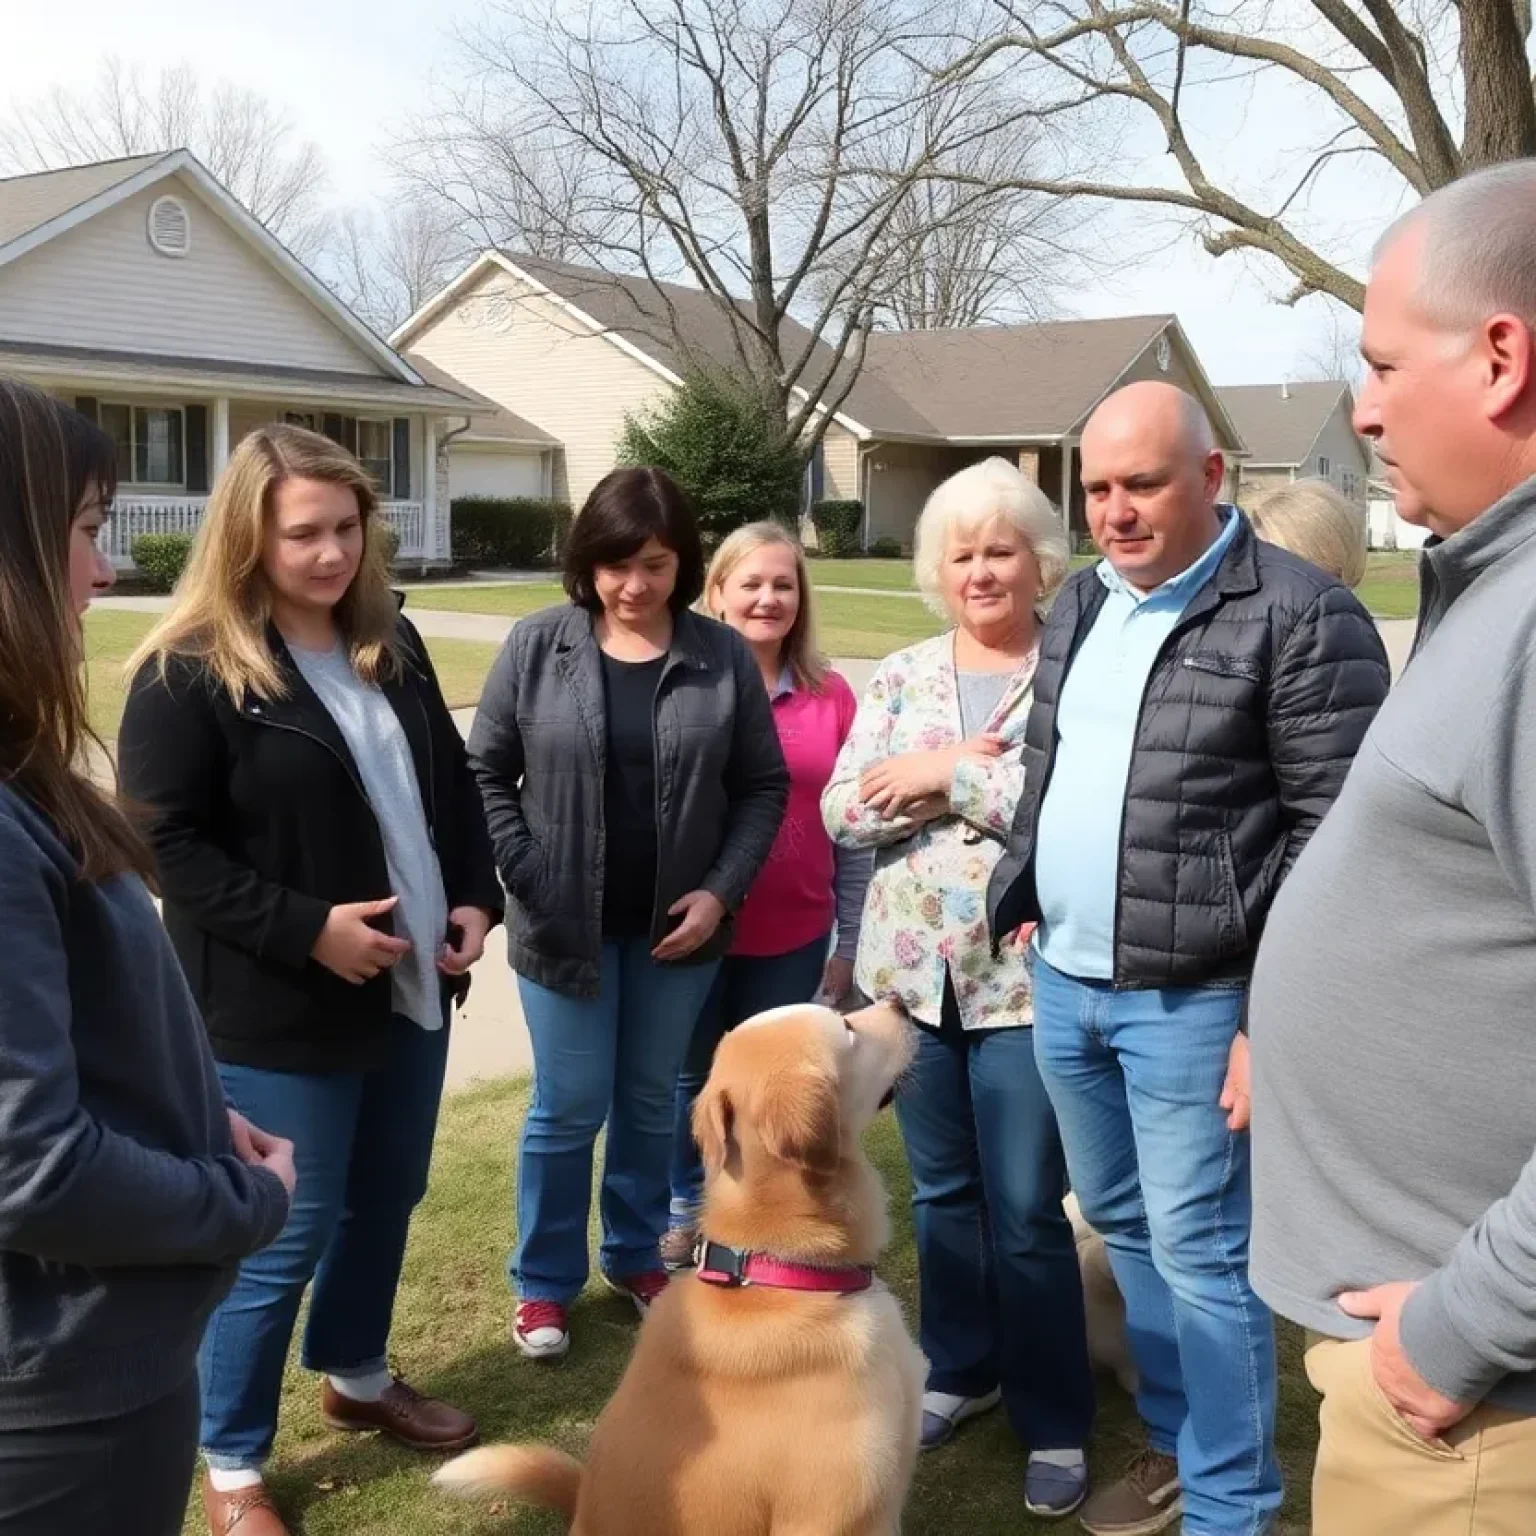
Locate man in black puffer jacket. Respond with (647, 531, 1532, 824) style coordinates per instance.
(987, 382, 1388, 1536)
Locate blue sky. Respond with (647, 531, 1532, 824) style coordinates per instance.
(2, 0, 1404, 387)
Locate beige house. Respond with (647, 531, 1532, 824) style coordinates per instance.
(394, 252, 1246, 549)
(0, 150, 490, 567)
(1217, 382, 1370, 517)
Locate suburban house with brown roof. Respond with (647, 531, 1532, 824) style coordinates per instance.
(394, 251, 1247, 549)
(0, 150, 491, 566)
(1216, 381, 1369, 517)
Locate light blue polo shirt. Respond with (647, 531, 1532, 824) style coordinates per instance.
(1033, 510, 1240, 979)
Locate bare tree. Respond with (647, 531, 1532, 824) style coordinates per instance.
(320, 200, 469, 337)
(399, 0, 1059, 452)
(946, 0, 1536, 313)
(804, 87, 1092, 329)
(0, 59, 329, 255)
(1293, 302, 1364, 387)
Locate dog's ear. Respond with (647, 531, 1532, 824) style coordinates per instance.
(693, 1082, 736, 1177)
(756, 1063, 841, 1178)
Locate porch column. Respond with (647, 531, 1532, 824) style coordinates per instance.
(1017, 448, 1040, 485)
(212, 397, 230, 477)
(1059, 441, 1073, 534)
(422, 417, 438, 562)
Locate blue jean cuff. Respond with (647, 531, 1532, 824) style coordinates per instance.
(203, 1452, 264, 1473)
(309, 1354, 389, 1379)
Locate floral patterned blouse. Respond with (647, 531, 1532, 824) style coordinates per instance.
(821, 631, 1038, 1031)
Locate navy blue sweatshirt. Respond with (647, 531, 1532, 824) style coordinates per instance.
(0, 784, 288, 1428)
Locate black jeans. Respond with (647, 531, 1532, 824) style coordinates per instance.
(0, 1375, 199, 1536)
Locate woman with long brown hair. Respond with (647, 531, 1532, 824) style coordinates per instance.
(0, 378, 294, 1535)
(119, 424, 500, 1536)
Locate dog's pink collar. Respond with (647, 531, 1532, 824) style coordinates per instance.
(695, 1239, 873, 1294)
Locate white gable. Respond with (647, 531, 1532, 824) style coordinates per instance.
(0, 174, 384, 376)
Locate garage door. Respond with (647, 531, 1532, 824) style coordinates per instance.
(450, 446, 545, 500)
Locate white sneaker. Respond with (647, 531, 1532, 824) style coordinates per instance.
(513, 1299, 570, 1360)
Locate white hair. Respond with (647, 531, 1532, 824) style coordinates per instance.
(1376, 160, 1536, 332)
(912, 456, 1071, 617)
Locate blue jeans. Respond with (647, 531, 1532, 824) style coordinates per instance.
(894, 987, 1095, 1453)
(667, 931, 830, 1225)
(199, 1014, 450, 1470)
(1030, 956, 1281, 1536)
(514, 939, 721, 1302)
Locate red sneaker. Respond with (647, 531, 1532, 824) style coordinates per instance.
(602, 1268, 670, 1317)
(513, 1299, 570, 1361)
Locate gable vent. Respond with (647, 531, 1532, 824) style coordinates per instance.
(147, 195, 191, 257)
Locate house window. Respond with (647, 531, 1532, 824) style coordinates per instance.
(285, 411, 319, 431)
(1317, 455, 1331, 478)
(98, 403, 185, 488)
(357, 418, 394, 497)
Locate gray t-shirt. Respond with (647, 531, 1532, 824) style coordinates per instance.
(957, 669, 1011, 738)
(291, 642, 448, 1031)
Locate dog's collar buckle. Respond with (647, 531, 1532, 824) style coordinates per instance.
(694, 1239, 874, 1295)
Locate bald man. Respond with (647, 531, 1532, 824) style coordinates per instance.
(1250, 164, 1536, 1535)
(989, 381, 1388, 1536)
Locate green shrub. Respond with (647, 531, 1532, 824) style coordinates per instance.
(451, 497, 573, 568)
(811, 499, 864, 558)
(131, 533, 195, 593)
(868, 535, 903, 558)
(618, 372, 805, 537)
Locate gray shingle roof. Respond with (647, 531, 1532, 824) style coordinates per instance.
(0, 153, 171, 251)
(501, 253, 1180, 442)
(1216, 381, 1353, 467)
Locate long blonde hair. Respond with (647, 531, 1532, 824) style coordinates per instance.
(703, 521, 827, 691)
(0, 378, 151, 881)
(1248, 478, 1367, 588)
(129, 424, 402, 700)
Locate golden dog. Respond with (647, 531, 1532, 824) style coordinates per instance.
(437, 999, 924, 1535)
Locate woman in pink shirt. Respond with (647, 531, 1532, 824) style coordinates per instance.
(661, 522, 871, 1267)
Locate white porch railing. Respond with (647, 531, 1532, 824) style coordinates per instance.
(104, 496, 428, 570)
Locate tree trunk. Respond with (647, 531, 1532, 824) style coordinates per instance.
(1459, 0, 1536, 168)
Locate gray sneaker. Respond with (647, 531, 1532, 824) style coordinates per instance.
(1077, 1448, 1181, 1536)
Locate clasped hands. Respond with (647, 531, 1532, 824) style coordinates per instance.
(857, 734, 1005, 821)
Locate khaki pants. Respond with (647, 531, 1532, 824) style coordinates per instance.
(1305, 1335, 1536, 1536)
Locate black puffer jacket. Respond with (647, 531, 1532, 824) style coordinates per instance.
(988, 518, 1390, 987)
(467, 604, 789, 998)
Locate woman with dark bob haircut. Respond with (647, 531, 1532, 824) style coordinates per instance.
(468, 466, 788, 1358)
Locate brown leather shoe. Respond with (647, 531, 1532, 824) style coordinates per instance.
(319, 1376, 478, 1452)
(201, 1476, 290, 1536)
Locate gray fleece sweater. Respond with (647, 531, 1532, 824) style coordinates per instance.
(0, 784, 288, 1428)
(1251, 475, 1536, 1412)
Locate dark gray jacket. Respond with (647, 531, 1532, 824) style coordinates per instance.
(989, 518, 1390, 986)
(468, 604, 789, 997)
(0, 785, 289, 1430)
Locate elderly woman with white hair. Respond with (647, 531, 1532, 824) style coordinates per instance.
(822, 457, 1095, 1519)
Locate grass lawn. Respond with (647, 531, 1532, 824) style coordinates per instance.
(82, 610, 502, 742)
(405, 583, 946, 660)
(183, 1078, 1318, 1534)
(805, 556, 916, 591)
(1353, 550, 1420, 620)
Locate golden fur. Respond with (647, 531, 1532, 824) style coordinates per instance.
(437, 1000, 925, 1535)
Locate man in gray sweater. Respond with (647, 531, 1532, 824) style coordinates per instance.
(1250, 161, 1536, 1534)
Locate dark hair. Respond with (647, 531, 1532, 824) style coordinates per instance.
(0, 377, 148, 881)
(562, 466, 704, 614)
